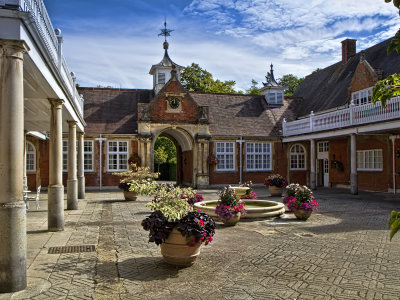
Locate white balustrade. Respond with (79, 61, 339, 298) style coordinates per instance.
(283, 97, 400, 136)
(17, 0, 84, 117)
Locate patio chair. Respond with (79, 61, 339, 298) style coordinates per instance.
(26, 185, 41, 210)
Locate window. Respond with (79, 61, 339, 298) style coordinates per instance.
(318, 141, 329, 153)
(351, 87, 372, 105)
(63, 140, 68, 172)
(216, 142, 235, 171)
(324, 159, 329, 174)
(26, 142, 36, 172)
(357, 149, 383, 171)
(267, 91, 284, 105)
(158, 72, 165, 84)
(290, 144, 306, 170)
(107, 141, 128, 171)
(246, 142, 272, 171)
(84, 140, 94, 172)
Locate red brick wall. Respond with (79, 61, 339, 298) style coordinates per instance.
(348, 62, 377, 103)
(287, 142, 309, 185)
(357, 136, 389, 192)
(149, 81, 199, 123)
(330, 138, 349, 185)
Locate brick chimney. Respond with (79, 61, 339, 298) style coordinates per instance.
(341, 39, 356, 64)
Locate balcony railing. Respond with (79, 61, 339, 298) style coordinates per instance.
(1, 0, 84, 116)
(283, 96, 400, 136)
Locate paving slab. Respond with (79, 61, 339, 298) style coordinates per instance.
(1, 186, 400, 299)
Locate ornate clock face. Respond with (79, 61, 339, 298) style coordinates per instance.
(169, 98, 180, 109)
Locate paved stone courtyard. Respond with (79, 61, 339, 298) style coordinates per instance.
(1, 186, 400, 299)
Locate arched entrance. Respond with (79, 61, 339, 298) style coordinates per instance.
(152, 127, 195, 186)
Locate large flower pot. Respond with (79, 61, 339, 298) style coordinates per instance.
(269, 186, 283, 197)
(292, 209, 312, 220)
(160, 228, 201, 266)
(221, 213, 241, 226)
(230, 187, 250, 197)
(123, 190, 137, 201)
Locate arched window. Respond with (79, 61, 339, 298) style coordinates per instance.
(26, 141, 36, 172)
(290, 144, 306, 170)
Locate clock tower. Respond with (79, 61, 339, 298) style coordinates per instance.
(149, 22, 184, 94)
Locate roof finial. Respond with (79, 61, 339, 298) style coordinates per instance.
(158, 19, 174, 43)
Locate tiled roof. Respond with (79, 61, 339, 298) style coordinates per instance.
(79, 88, 153, 134)
(293, 37, 400, 118)
(190, 92, 295, 137)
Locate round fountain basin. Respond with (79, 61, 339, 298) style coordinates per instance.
(194, 199, 285, 219)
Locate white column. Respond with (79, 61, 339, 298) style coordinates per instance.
(310, 139, 316, 189)
(0, 39, 29, 292)
(67, 121, 78, 210)
(48, 99, 65, 231)
(350, 134, 358, 195)
(77, 132, 85, 199)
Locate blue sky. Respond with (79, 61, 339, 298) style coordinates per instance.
(43, 0, 400, 91)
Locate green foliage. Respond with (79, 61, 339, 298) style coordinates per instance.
(388, 210, 400, 240)
(155, 137, 176, 164)
(245, 79, 261, 95)
(372, 74, 400, 107)
(154, 146, 168, 172)
(180, 63, 241, 94)
(278, 74, 304, 96)
(113, 164, 159, 195)
(146, 185, 195, 220)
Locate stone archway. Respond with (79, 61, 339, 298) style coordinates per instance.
(152, 127, 195, 186)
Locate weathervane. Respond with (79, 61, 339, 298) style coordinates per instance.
(158, 20, 174, 42)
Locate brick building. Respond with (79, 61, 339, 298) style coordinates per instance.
(26, 37, 400, 193)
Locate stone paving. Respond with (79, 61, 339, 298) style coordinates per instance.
(1, 186, 400, 299)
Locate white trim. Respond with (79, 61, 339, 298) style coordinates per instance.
(290, 144, 306, 170)
(84, 140, 94, 172)
(62, 140, 68, 172)
(215, 141, 235, 171)
(107, 140, 129, 172)
(245, 142, 272, 171)
(26, 141, 36, 173)
(356, 149, 383, 171)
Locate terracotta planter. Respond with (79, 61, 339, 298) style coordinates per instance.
(269, 186, 283, 197)
(292, 209, 312, 220)
(160, 228, 201, 266)
(123, 190, 137, 201)
(221, 213, 241, 226)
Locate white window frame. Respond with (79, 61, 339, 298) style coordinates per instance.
(63, 140, 68, 172)
(216, 142, 235, 171)
(245, 142, 272, 171)
(26, 141, 36, 172)
(158, 72, 166, 84)
(267, 91, 284, 105)
(290, 144, 306, 170)
(107, 140, 129, 172)
(318, 141, 329, 153)
(357, 149, 383, 171)
(84, 140, 94, 172)
(351, 87, 373, 106)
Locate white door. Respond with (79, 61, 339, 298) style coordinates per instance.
(317, 142, 329, 187)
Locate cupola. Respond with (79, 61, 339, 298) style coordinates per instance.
(259, 64, 285, 107)
(149, 22, 184, 94)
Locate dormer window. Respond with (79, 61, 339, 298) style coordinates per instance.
(158, 72, 165, 84)
(351, 87, 372, 105)
(267, 91, 284, 105)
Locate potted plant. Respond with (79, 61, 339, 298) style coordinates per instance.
(114, 163, 159, 200)
(282, 183, 300, 212)
(264, 174, 288, 196)
(207, 154, 219, 165)
(285, 184, 319, 220)
(141, 184, 215, 266)
(215, 186, 246, 226)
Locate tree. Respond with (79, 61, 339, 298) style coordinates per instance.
(155, 137, 176, 164)
(154, 146, 168, 172)
(180, 63, 241, 94)
(245, 79, 261, 95)
(278, 74, 304, 96)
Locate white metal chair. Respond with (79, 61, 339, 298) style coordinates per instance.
(26, 185, 41, 210)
